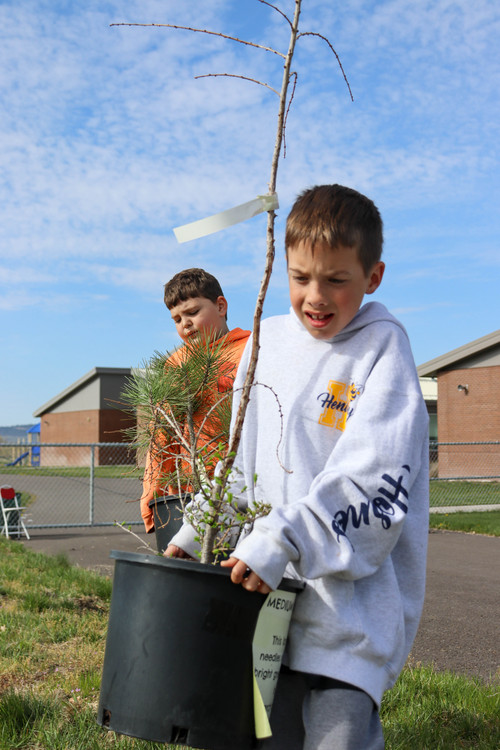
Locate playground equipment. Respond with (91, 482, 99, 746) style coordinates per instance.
(7, 451, 30, 467)
(4, 423, 40, 467)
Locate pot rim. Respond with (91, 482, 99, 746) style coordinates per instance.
(147, 493, 191, 509)
(109, 549, 304, 593)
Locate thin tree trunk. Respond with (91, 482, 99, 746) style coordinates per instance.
(201, 0, 303, 564)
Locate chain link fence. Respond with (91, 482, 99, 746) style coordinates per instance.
(0, 443, 142, 529)
(1, 441, 499, 530)
(429, 441, 500, 510)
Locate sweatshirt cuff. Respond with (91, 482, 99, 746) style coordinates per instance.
(170, 523, 201, 559)
(233, 529, 291, 591)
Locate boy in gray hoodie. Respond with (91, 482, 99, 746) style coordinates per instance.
(170, 185, 429, 749)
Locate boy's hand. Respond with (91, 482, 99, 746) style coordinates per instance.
(163, 544, 193, 560)
(220, 557, 272, 594)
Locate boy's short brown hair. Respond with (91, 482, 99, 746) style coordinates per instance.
(164, 268, 224, 310)
(285, 184, 383, 275)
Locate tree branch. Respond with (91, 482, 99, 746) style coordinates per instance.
(297, 31, 354, 101)
(257, 0, 293, 29)
(110, 22, 286, 59)
(283, 71, 298, 157)
(194, 73, 279, 96)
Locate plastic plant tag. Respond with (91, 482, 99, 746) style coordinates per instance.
(253, 673, 272, 738)
(173, 193, 279, 243)
(251, 588, 297, 739)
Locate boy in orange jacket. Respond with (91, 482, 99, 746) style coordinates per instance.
(140, 268, 250, 533)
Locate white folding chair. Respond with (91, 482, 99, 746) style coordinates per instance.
(0, 485, 30, 540)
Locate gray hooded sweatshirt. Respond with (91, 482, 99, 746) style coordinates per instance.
(172, 301, 429, 707)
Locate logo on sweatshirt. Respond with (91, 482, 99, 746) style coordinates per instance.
(331, 466, 410, 550)
(317, 381, 363, 431)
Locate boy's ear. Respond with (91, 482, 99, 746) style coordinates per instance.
(366, 262, 385, 295)
(216, 295, 228, 316)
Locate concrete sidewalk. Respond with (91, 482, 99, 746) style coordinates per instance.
(410, 529, 499, 684)
(430, 503, 500, 513)
(19, 525, 155, 577)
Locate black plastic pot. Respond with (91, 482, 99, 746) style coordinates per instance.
(97, 550, 302, 750)
(148, 494, 189, 553)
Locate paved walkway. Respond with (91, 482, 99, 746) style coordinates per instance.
(430, 503, 500, 513)
(18, 527, 499, 684)
(410, 529, 498, 684)
(0, 472, 142, 527)
(19, 524, 154, 577)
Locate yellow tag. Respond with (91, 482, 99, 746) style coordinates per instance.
(253, 673, 273, 739)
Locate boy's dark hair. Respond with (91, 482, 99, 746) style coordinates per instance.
(285, 184, 383, 275)
(164, 268, 224, 309)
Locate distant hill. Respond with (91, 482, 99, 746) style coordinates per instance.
(0, 425, 37, 442)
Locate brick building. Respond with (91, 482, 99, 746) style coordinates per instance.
(33, 367, 136, 467)
(417, 329, 500, 478)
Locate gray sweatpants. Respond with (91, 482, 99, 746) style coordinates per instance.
(259, 668, 385, 750)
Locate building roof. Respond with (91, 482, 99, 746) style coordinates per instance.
(33, 367, 132, 417)
(417, 329, 500, 378)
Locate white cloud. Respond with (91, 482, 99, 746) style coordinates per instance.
(390, 302, 452, 316)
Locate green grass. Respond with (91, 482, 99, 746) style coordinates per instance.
(0, 464, 143, 479)
(0, 539, 166, 749)
(2, 463, 498, 506)
(430, 480, 500, 507)
(0, 536, 498, 749)
(0, 692, 169, 750)
(4, 468, 500, 501)
(429, 510, 500, 536)
(381, 660, 500, 749)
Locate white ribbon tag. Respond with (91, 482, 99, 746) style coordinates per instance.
(173, 193, 279, 243)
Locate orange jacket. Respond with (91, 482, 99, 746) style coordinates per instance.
(140, 327, 250, 532)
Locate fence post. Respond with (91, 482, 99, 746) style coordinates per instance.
(89, 444, 95, 525)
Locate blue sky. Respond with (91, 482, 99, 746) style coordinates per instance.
(1, 0, 499, 426)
